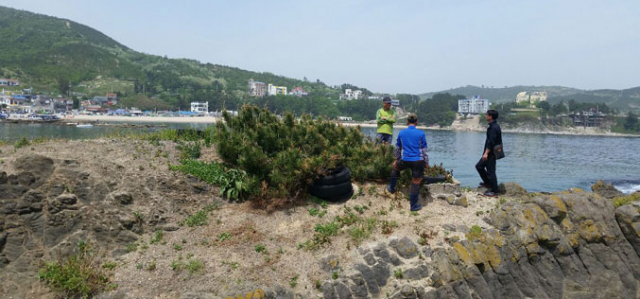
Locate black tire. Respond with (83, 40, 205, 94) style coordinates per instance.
(309, 180, 353, 199)
(314, 167, 351, 186)
(327, 189, 354, 202)
(423, 175, 447, 185)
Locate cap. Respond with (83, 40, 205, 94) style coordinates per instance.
(382, 97, 392, 104)
(407, 113, 418, 123)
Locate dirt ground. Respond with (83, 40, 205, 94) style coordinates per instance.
(0, 138, 500, 298)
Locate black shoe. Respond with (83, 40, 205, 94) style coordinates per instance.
(483, 191, 499, 197)
(410, 204, 422, 212)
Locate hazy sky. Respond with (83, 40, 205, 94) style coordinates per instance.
(3, 0, 640, 93)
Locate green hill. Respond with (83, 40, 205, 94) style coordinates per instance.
(421, 85, 640, 112)
(0, 5, 340, 109)
(420, 85, 581, 102)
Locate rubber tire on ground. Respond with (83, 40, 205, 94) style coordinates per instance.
(309, 180, 353, 200)
(313, 167, 351, 186)
(423, 175, 447, 185)
(327, 189, 354, 202)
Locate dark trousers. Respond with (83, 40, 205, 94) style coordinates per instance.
(376, 133, 392, 144)
(388, 160, 425, 211)
(476, 155, 498, 192)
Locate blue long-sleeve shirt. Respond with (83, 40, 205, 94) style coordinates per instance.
(395, 126, 429, 163)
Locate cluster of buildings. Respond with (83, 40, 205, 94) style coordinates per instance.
(458, 95, 490, 115)
(0, 78, 20, 87)
(248, 79, 308, 97)
(1, 90, 73, 114)
(80, 93, 119, 113)
(516, 91, 547, 107)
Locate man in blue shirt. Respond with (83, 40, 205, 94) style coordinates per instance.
(384, 113, 428, 211)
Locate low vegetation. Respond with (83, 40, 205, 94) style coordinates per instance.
(613, 192, 640, 208)
(38, 242, 115, 298)
(170, 160, 250, 200)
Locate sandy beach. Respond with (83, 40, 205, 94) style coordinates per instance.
(69, 115, 222, 123)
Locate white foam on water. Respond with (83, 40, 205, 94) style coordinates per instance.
(614, 182, 640, 194)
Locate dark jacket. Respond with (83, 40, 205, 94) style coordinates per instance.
(484, 120, 502, 154)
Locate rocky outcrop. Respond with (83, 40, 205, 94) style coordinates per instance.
(319, 189, 640, 299)
(0, 154, 212, 297)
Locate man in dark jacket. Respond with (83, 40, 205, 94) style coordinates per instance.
(476, 109, 502, 197)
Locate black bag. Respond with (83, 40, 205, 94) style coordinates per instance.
(493, 144, 505, 160)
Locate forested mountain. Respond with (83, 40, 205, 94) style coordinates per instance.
(0, 6, 340, 110)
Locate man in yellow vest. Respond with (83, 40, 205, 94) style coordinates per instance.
(376, 97, 396, 144)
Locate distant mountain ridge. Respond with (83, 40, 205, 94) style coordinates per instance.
(421, 85, 640, 111)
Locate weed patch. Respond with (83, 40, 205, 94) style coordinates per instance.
(613, 192, 640, 208)
(170, 160, 250, 200)
(38, 242, 114, 298)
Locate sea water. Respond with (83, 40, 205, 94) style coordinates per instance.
(1, 122, 639, 193)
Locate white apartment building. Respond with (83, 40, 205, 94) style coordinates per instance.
(458, 96, 490, 115)
(190, 101, 208, 114)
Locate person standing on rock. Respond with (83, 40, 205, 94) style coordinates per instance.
(476, 109, 502, 197)
(384, 113, 428, 211)
(376, 97, 396, 144)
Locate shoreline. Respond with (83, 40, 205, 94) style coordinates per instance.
(340, 121, 640, 138)
(15, 114, 640, 138)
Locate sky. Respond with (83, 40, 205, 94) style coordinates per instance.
(2, 0, 640, 94)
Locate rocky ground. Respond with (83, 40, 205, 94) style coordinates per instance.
(1, 139, 639, 299)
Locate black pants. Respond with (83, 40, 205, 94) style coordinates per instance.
(388, 160, 425, 210)
(476, 155, 498, 192)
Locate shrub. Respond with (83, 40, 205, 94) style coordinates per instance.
(14, 137, 30, 149)
(214, 105, 394, 203)
(39, 242, 114, 298)
(177, 141, 202, 160)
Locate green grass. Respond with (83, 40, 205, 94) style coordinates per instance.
(150, 231, 163, 244)
(13, 137, 30, 149)
(125, 242, 138, 253)
(185, 211, 208, 227)
(289, 274, 299, 288)
(219, 232, 232, 242)
(38, 242, 114, 298)
(393, 268, 403, 279)
(186, 260, 204, 275)
(254, 244, 267, 254)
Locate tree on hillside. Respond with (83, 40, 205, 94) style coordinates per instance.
(57, 77, 70, 97)
(550, 101, 568, 116)
(72, 96, 79, 110)
(536, 101, 551, 112)
(624, 112, 638, 131)
(417, 93, 464, 126)
(396, 94, 421, 111)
